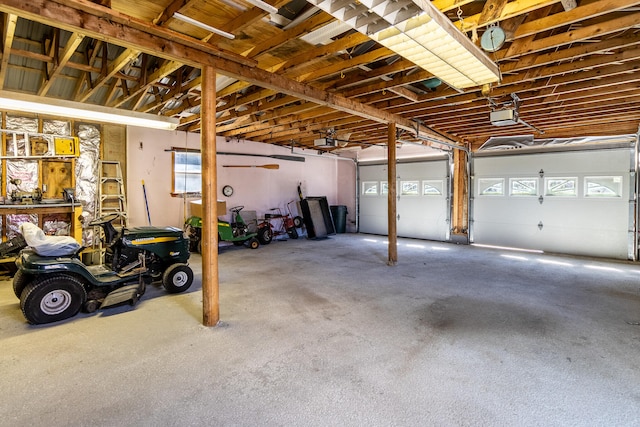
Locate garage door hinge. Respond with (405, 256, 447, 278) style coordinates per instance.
(538, 221, 544, 230)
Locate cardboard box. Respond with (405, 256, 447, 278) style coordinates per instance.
(189, 200, 226, 218)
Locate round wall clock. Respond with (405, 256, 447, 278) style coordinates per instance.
(480, 26, 506, 52)
(222, 185, 234, 197)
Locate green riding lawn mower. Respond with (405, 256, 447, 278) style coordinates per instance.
(13, 213, 194, 325)
(184, 205, 266, 252)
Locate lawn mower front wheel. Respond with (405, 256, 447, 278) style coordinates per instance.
(20, 274, 87, 324)
(163, 263, 194, 293)
(247, 237, 260, 249)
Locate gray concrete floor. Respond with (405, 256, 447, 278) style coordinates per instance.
(1, 234, 640, 426)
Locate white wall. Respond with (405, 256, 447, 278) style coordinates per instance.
(126, 127, 356, 230)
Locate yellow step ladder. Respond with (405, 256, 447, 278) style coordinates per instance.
(98, 160, 128, 228)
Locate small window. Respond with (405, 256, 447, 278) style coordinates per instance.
(585, 176, 622, 198)
(545, 177, 577, 197)
(510, 178, 537, 197)
(362, 181, 378, 195)
(173, 152, 202, 195)
(422, 180, 443, 196)
(478, 178, 504, 196)
(380, 181, 388, 195)
(401, 180, 419, 196)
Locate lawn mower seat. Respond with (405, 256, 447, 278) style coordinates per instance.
(20, 222, 81, 257)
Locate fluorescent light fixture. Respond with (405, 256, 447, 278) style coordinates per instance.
(306, 0, 500, 89)
(301, 21, 352, 45)
(173, 13, 235, 40)
(0, 90, 180, 130)
(244, 0, 279, 15)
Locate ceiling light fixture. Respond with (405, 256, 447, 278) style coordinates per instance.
(173, 13, 235, 40)
(0, 91, 180, 131)
(305, 0, 500, 89)
(243, 0, 279, 15)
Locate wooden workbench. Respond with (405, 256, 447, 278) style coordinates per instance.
(0, 202, 83, 243)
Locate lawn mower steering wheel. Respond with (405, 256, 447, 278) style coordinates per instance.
(229, 206, 244, 213)
(88, 213, 120, 227)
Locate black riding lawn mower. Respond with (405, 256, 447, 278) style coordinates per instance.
(13, 213, 194, 325)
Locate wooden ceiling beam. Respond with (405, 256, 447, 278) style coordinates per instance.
(218, 88, 277, 113)
(456, 0, 559, 31)
(495, 11, 640, 60)
(0, 13, 18, 90)
(217, 102, 321, 133)
(511, 0, 640, 40)
(500, 32, 640, 74)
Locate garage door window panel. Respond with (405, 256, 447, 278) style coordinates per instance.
(510, 178, 537, 197)
(478, 178, 504, 196)
(401, 181, 420, 196)
(422, 180, 443, 196)
(544, 177, 577, 197)
(362, 181, 378, 196)
(584, 176, 622, 198)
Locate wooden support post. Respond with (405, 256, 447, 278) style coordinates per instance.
(452, 149, 469, 237)
(201, 65, 219, 326)
(387, 122, 397, 266)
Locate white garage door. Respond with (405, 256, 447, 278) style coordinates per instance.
(472, 144, 636, 259)
(359, 157, 450, 241)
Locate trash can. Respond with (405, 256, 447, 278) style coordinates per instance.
(330, 205, 348, 233)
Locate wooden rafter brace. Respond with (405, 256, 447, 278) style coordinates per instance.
(153, 0, 189, 26)
(109, 59, 183, 108)
(76, 47, 140, 102)
(40, 31, 84, 96)
(0, 13, 18, 90)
